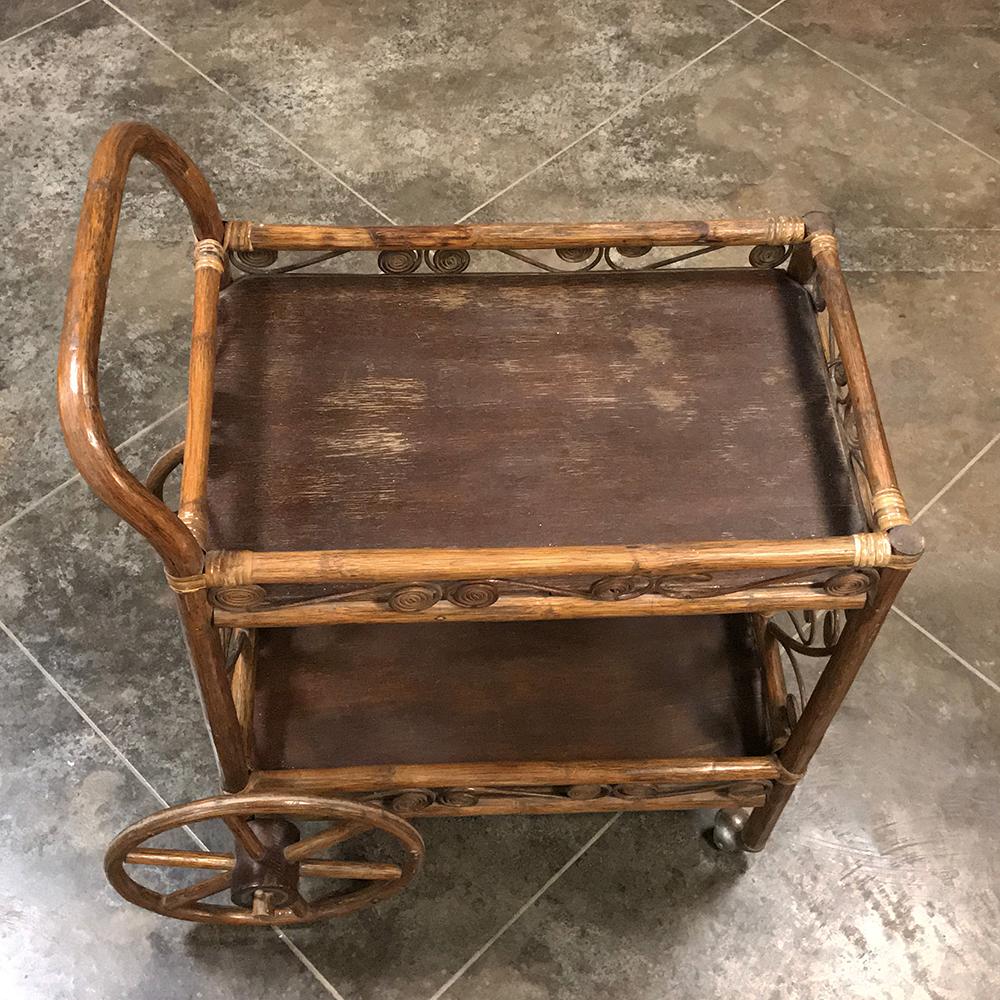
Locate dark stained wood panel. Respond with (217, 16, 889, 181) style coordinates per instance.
(251, 616, 770, 770)
(206, 270, 865, 552)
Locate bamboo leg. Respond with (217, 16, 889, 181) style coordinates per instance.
(175, 589, 249, 791)
(741, 565, 910, 851)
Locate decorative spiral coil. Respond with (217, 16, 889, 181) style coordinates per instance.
(231, 249, 279, 273)
(615, 783, 658, 799)
(589, 575, 651, 601)
(428, 249, 471, 273)
(389, 790, 435, 814)
(378, 249, 421, 274)
(386, 584, 441, 612)
(447, 582, 500, 608)
(565, 784, 608, 800)
(555, 246, 596, 263)
(615, 244, 652, 258)
(748, 244, 790, 268)
(213, 585, 267, 611)
(440, 789, 479, 807)
(822, 570, 875, 597)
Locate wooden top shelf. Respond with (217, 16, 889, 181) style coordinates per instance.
(204, 268, 865, 554)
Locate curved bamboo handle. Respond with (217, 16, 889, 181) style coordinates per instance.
(58, 121, 223, 576)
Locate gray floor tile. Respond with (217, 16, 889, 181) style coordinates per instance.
(849, 271, 1000, 512)
(897, 438, 1000, 685)
(468, 23, 1000, 272)
(0, 0, 81, 41)
(0, 408, 216, 805)
(287, 812, 613, 1000)
(444, 615, 1000, 1000)
(770, 0, 1000, 159)
(0, 0, 382, 524)
(0, 630, 331, 1000)
(110, 0, 751, 223)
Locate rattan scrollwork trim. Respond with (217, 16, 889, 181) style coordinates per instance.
(209, 566, 878, 615)
(361, 779, 773, 813)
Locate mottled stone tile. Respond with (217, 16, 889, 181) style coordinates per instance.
(0, 0, 81, 41)
(470, 24, 1000, 272)
(0, 0, 383, 523)
(770, 0, 1000, 158)
(0, 408, 216, 805)
(897, 438, 1000, 685)
(849, 272, 1000, 512)
(0, 631, 330, 1000)
(286, 812, 612, 1000)
(110, 0, 751, 222)
(445, 616, 1000, 1000)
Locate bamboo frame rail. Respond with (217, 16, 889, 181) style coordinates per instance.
(177, 239, 225, 545)
(807, 213, 911, 531)
(225, 217, 808, 253)
(58, 121, 245, 790)
(58, 121, 219, 578)
(247, 756, 783, 795)
(204, 534, 896, 588)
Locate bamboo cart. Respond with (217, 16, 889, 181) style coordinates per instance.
(58, 122, 923, 926)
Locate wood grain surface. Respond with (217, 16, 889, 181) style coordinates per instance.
(250, 615, 771, 771)
(205, 269, 865, 553)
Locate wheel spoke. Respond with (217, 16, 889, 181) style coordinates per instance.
(224, 815, 267, 860)
(161, 872, 232, 910)
(300, 859, 402, 881)
(125, 848, 234, 871)
(285, 820, 368, 862)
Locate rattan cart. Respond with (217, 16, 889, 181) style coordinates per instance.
(58, 122, 923, 926)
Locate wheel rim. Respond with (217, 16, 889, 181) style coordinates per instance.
(104, 793, 424, 925)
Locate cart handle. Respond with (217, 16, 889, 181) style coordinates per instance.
(58, 121, 222, 577)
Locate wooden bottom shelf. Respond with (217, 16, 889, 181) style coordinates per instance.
(251, 616, 770, 773)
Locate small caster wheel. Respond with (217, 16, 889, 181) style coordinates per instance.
(712, 808, 748, 853)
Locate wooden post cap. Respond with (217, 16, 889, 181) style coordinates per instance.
(803, 211, 834, 236)
(887, 524, 925, 558)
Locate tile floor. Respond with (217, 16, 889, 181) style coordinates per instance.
(1, 2, 998, 998)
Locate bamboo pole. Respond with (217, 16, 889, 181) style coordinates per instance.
(225, 217, 808, 253)
(205, 534, 895, 587)
(177, 240, 224, 545)
(809, 217, 910, 531)
(246, 756, 782, 795)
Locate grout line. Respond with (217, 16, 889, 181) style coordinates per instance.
(0, 401, 186, 537)
(754, 13, 1000, 169)
(271, 930, 349, 1000)
(98, 0, 398, 225)
(451, 5, 783, 225)
(0, 618, 176, 810)
(911, 430, 1000, 523)
(891, 607, 1000, 697)
(427, 813, 621, 1000)
(0, 0, 92, 46)
(0, 617, 344, 998)
(0, 471, 82, 537)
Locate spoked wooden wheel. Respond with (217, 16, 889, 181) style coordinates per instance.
(105, 793, 424, 925)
